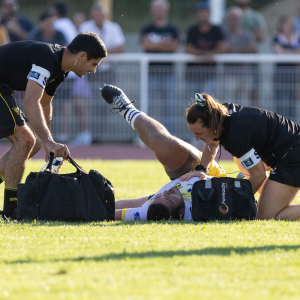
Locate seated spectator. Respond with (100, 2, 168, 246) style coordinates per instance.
(67, 11, 93, 147)
(52, 2, 78, 44)
(28, 11, 67, 45)
(72, 12, 87, 31)
(223, 6, 257, 54)
(140, 0, 179, 135)
(185, 1, 226, 97)
(294, 0, 300, 34)
(0, 0, 33, 42)
(0, 15, 10, 46)
(226, 0, 267, 43)
(79, 2, 125, 133)
(79, 3, 125, 55)
(221, 6, 257, 105)
(51, 2, 77, 144)
(273, 15, 300, 121)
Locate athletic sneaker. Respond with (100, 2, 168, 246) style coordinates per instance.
(100, 85, 136, 116)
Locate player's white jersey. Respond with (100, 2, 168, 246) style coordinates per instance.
(124, 177, 201, 221)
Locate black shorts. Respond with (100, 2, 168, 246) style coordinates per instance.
(269, 143, 300, 187)
(0, 85, 28, 139)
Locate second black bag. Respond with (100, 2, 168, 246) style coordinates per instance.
(17, 155, 115, 222)
(191, 174, 257, 221)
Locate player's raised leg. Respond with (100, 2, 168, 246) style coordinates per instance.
(100, 85, 224, 179)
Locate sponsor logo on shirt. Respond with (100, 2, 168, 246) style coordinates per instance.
(29, 71, 40, 80)
(43, 76, 47, 86)
(270, 167, 277, 175)
(219, 182, 229, 214)
(242, 157, 254, 168)
(133, 212, 141, 220)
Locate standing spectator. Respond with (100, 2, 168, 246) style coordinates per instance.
(79, 2, 125, 137)
(0, 16, 10, 45)
(0, 0, 33, 42)
(140, 0, 179, 134)
(28, 11, 67, 45)
(273, 15, 300, 121)
(185, 1, 226, 97)
(52, 2, 77, 44)
(222, 6, 257, 105)
(294, 0, 300, 34)
(67, 11, 94, 147)
(51, 2, 77, 144)
(226, 0, 267, 43)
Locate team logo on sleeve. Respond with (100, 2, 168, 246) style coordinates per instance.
(133, 212, 141, 220)
(242, 157, 254, 168)
(29, 71, 40, 80)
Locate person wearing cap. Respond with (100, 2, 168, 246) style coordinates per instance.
(28, 11, 67, 45)
(185, 1, 226, 97)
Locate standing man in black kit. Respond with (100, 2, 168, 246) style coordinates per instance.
(0, 32, 107, 218)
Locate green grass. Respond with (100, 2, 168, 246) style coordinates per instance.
(0, 159, 300, 300)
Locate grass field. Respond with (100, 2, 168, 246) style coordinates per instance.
(0, 159, 300, 300)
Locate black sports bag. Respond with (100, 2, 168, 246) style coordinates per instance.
(191, 173, 257, 221)
(17, 154, 115, 221)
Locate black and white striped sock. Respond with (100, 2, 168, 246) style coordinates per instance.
(124, 108, 142, 130)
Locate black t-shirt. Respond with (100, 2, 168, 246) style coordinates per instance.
(0, 40, 69, 96)
(219, 103, 300, 168)
(186, 24, 223, 51)
(140, 23, 179, 66)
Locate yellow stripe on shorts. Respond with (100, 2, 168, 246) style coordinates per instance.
(0, 92, 16, 134)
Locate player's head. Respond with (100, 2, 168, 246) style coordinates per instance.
(67, 32, 107, 60)
(150, 0, 170, 20)
(147, 187, 185, 221)
(186, 93, 229, 142)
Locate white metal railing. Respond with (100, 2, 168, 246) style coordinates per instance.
(8, 53, 300, 144)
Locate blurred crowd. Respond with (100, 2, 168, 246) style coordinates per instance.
(0, 0, 300, 143)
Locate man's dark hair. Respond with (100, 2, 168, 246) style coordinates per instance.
(67, 32, 107, 60)
(53, 2, 68, 17)
(170, 200, 185, 220)
(147, 203, 170, 221)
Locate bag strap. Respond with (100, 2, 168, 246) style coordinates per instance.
(235, 172, 245, 188)
(45, 152, 55, 172)
(67, 156, 87, 174)
(45, 153, 87, 174)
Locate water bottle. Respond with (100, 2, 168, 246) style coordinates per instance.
(40, 157, 63, 174)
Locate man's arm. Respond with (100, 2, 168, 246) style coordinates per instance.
(142, 35, 179, 53)
(115, 196, 149, 209)
(22, 80, 70, 159)
(40, 92, 53, 130)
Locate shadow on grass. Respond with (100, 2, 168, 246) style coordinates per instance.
(5, 245, 300, 264)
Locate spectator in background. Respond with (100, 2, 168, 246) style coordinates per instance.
(28, 11, 67, 45)
(185, 1, 226, 97)
(51, 2, 78, 144)
(222, 6, 257, 105)
(67, 11, 94, 147)
(52, 2, 77, 44)
(273, 15, 300, 121)
(228, 0, 267, 43)
(294, 1, 300, 34)
(79, 3, 125, 57)
(140, 0, 179, 135)
(0, 0, 33, 42)
(79, 2, 125, 134)
(0, 15, 10, 45)
(72, 12, 87, 31)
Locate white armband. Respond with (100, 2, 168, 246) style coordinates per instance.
(238, 148, 261, 169)
(27, 64, 50, 89)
